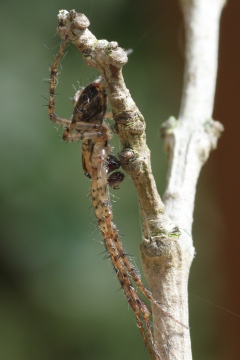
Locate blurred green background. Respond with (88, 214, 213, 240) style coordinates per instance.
(0, 0, 239, 359)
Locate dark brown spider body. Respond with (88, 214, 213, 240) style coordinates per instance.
(72, 82, 108, 125)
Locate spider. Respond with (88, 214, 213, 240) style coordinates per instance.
(48, 39, 187, 360)
(48, 39, 123, 188)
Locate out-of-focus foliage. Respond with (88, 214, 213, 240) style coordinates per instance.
(0, 1, 226, 359)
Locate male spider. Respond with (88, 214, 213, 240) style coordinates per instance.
(48, 39, 187, 360)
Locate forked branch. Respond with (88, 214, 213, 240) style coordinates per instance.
(53, 2, 225, 358)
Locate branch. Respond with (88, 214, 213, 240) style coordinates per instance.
(54, 2, 225, 358)
(163, 0, 225, 233)
(143, 0, 225, 358)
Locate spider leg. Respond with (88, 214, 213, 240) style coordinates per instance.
(143, 311, 161, 360)
(112, 240, 188, 329)
(119, 279, 156, 359)
(63, 129, 103, 142)
(103, 235, 157, 359)
(50, 113, 72, 127)
(131, 272, 188, 328)
(48, 38, 68, 118)
(128, 286, 158, 359)
(132, 300, 156, 360)
(74, 121, 101, 131)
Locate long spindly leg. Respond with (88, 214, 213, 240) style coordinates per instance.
(117, 275, 156, 359)
(104, 235, 158, 359)
(120, 273, 159, 359)
(129, 282, 160, 359)
(143, 310, 161, 360)
(131, 267, 188, 328)
(123, 283, 156, 359)
(110, 232, 188, 329)
(131, 300, 157, 360)
(116, 254, 161, 359)
(48, 38, 68, 120)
